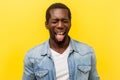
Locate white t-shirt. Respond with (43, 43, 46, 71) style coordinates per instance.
(50, 45, 70, 80)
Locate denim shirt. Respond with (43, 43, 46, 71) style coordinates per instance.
(22, 38, 100, 80)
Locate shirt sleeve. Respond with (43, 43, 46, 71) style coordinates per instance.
(22, 52, 36, 80)
(89, 49, 100, 80)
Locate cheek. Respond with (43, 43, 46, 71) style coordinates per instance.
(49, 28, 55, 34)
(66, 26, 71, 30)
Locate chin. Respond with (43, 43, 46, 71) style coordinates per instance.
(55, 39, 66, 44)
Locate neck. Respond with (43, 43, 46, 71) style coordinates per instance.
(49, 37, 70, 54)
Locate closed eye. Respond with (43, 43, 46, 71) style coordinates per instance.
(62, 19, 69, 23)
(52, 21, 57, 24)
(51, 20, 58, 24)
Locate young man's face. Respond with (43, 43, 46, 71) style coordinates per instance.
(46, 8, 71, 43)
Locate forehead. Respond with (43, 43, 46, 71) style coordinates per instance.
(49, 8, 69, 19)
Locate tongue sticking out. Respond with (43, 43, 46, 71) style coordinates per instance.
(56, 34, 64, 42)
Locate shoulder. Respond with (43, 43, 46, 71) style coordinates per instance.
(25, 40, 48, 58)
(71, 39, 94, 55)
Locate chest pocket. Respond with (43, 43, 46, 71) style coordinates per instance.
(77, 65, 91, 80)
(78, 65, 91, 73)
(35, 69, 49, 80)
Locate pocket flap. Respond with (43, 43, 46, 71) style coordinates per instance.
(35, 69, 48, 78)
(77, 65, 91, 73)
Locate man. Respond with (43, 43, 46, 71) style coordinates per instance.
(22, 3, 100, 80)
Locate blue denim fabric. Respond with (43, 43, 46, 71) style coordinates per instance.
(22, 38, 100, 80)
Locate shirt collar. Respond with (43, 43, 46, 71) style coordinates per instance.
(69, 38, 79, 53)
(41, 38, 79, 56)
(41, 39, 51, 56)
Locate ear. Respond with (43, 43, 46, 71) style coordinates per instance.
(45, 21, 49, 29)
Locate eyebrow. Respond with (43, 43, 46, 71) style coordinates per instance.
(51, 18, 69, 21)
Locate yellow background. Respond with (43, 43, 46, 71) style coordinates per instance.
(0, 0, 120, 80)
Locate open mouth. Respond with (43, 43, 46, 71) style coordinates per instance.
(56, 31, 64, 35)
(55, 31, 65, 42)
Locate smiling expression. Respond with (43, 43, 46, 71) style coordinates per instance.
(45, 8, 71, 43)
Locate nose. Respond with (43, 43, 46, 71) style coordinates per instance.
(57, 21, 64, 28)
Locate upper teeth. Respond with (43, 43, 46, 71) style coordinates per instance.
(58, 32, 63, 35)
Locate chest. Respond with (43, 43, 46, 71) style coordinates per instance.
(33, 52, 92, 80)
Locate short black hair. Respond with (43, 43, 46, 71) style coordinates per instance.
(46, 3, 71, 23)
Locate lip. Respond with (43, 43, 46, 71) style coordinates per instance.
(54, 30, 66, 35)
(55, 31, 65, 42)
(56, 32, 64, 35)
